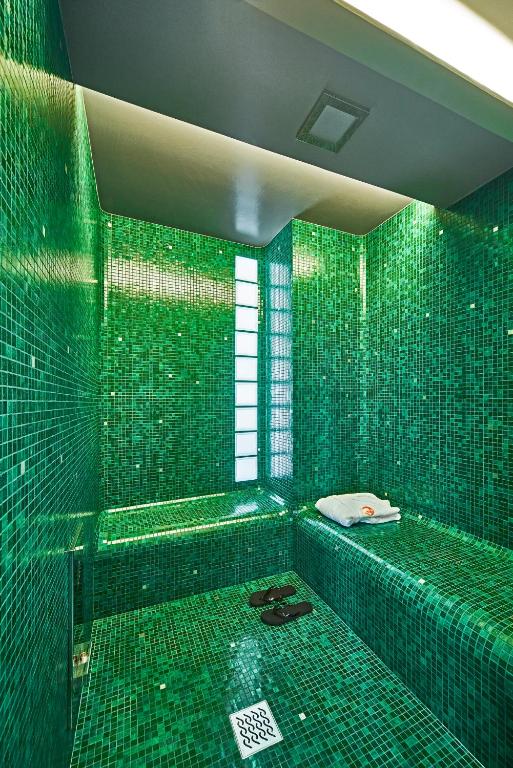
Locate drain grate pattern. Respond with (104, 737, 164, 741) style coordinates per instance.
(229, 700, 283, 759)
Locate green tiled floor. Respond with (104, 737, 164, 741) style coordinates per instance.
(71, 573, 482, 767)
(100, 489, 288, 548)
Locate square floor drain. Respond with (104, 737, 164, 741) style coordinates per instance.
(229, 700, 283, 759)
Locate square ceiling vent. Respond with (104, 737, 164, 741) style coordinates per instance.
(296, 90, 369, 153)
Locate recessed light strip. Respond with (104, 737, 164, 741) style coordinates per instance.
(333, 0, 513, 106)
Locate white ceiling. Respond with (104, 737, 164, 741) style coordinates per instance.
(461, 1, 513, 43)
(244, 0, 513, 140)
(84, 88, 411, 245)
(59, 0, 513, 245)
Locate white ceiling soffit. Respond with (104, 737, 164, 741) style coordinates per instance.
(243, 0, 513, 142)
(332, 0, 513, 106)
(83, 88, 411, 246)
(60, 0, 513, 210)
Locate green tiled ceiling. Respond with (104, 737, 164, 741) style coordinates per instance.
(71, 573, 482, 768)
(0, 1, 101, 767)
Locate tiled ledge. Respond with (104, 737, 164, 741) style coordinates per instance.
(93, 489, 293, 617)
(295, 507, 513, 768)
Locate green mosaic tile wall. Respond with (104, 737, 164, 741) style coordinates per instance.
(0, 1, 101, 766)
(101, 214, 262, 509)
(291, 220, 363, 503)
(261, 224, 294, 502)
(295, 508, 513, 767)
(364, 169, 513, 548)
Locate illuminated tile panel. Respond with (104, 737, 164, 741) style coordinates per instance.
(261, 224, 294, 501)
(296, 508, 513, 768)
(234, 255, 259, 482)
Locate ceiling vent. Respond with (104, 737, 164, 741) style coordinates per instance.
(296, 90, 369, 153)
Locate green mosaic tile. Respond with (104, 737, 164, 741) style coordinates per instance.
(94, 490, 293, 617)
(0, 1, 101, 767)
(363, 170, 513, 549)
(99, 487, 288, 546)
(295, 508, 513, 767)
(72, 573, 482, 768)
(291, 219, 363, 503)
(101, 213, 263, 509)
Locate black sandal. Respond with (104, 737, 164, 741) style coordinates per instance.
(261, 601, 313, 626)
(249, 584, 297, 608)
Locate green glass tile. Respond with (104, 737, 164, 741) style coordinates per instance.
(296, 507, 513, 767)
(1, 1, 101, 767)
(101, 213, 262, 509)
(363, 176, 513, 549)
(94, 490, 293, 617)
(291, 219, 363, 502)
(71, 573, 482, 768)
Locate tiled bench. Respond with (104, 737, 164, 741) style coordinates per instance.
(94, 489, 293, 618)
(295, 508, 513, 768)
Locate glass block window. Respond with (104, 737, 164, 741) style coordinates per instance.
(235, 255, 258, 482)
(267, 261, 293, 482)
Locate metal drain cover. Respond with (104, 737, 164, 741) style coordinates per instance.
(229, 700, 283, 759)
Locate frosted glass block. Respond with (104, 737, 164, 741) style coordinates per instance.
(271, 287, 291, 310)
(236, 306, 258, 331)
(236, 281, 258, 307)
(235, 332, 257, 357)
(271, 383, 292, 405)
(236, 382, 258, 406)
(270, 454, 293, 478)
(270, 262, 291, 286)
(235, 432, 257, 456)
(236, 407, 257, 431)
(271, 359, 291, 381)
(270, 311, 292, 335)
(270, 334, 291, 358)
(236, 255, 258, 283)
(270, 407, 291, 429)
(236, 456, 258, 482)
(270, 430, 292, 453)
(236, 357, 258, 381)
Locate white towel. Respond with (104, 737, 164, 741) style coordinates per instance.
(315, 493, 400, 527)
(360, 512, 401, 525)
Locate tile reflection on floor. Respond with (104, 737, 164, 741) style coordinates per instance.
(71, 573, 482, 767)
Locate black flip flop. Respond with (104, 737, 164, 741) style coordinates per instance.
(249, 584, 297, 608)
(261, 601, 313, 626)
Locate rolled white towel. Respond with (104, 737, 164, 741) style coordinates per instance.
(315, 493, 400, 527)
